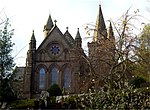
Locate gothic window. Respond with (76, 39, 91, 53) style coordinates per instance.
(64, 67, 71, 89)
(51, 64, 58, 84)
(39, 68, 45, 89)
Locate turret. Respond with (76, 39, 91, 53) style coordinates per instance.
(24, 30, 36, 98)
(27, 30, 36, 66)
(29, 30, 36, 50)
(75, 28, 82, 48)
(43, 14, 54, 37)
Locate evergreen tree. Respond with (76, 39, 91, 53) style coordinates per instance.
(0, 18, 16, 102)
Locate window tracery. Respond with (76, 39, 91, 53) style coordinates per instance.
(51, 64, 58, 84)
(39, 68, 45, 89)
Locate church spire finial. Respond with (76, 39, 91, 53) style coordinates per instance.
(54, 20, 57, 25)
(99, 0, 101, 5)
(49, 9, 51, 15)
(66, 26, 69, 30)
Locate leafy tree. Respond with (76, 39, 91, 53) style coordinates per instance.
(0, 79, 16, 102)
(132, 24, 150, 81)
(105, 8, 141, 90)
(85, 8, 140, 91)
(62, 7, 150, 109)
(0, 18, 16, 102)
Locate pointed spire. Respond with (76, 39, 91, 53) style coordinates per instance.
(108, 21, 114, 39)
(93, 4, 106, 42)
(43, 14, 54, 37)
(44, 14, 53, 30)
(30, 30, 36, 50)
(108, 21, 115, 55)
(31, 30, 36, 41)
(108, 21, 115, 43)
(97, 4, 106, 32)
(75, 28, 82, 48)
(75, 28, 81, 39)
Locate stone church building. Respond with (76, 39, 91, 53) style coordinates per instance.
(23, 5, 115, 98)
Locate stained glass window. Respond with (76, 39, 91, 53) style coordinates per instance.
(39, 68, 45, 89)
(50, 45, 60, 55)
(51, 64, 58, 84)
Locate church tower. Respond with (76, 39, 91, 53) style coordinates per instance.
(88, 4, 115, 82)
(88, 5, 107, 59)
(23, 31, 36, 98)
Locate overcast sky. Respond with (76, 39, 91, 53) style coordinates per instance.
(0, 0, 149, 66)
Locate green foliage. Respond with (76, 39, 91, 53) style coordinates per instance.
(64, 95, 79, 109)
(8, 99, 34, 109)
(0, 18, 15, 102)
(78, 8, 150, 110)
(0, 79, 17, 102)
(141, 24, 150, 48)
(132, 24, 150, 81)
(47, 83, 62, 97)
(61, 87, 150, 109)
(0, 18, 15, 79)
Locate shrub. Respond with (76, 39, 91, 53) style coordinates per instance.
(59, 87, 150, 109)
(8, 99, 34, 109)
(0, 79, 17, 102)
(130, 76, 146, 88)
(47, 84, 62, 97)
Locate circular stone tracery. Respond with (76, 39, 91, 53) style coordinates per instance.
(50, 45, 60, 55)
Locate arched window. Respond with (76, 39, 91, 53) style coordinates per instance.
(51, 64, 58, 84)
(39, 68, 45, 89)
(64, 67, 71, 89)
